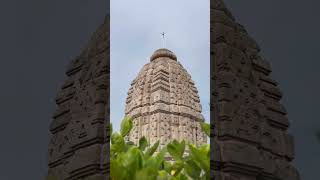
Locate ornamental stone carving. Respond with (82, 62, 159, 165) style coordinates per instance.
(211, 1, 300, 179)
(125, 48, 207, 148)
(47, 16, 109, 180)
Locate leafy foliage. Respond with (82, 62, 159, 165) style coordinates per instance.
(110, 117, 210, 180)
(120, 116, 133, 137)
(200, 122, 210, 137)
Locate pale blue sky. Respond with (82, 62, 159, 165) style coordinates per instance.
(110, 0, 210, 132)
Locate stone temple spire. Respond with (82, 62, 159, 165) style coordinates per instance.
(47, 16, 109, 179)
(125, 48, 207, 149)
(212, 0, 300, 179)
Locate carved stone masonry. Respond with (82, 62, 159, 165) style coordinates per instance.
(125, 49, 207, 149)
(211, 0, 300, 180)
(47, 16, 109, 180)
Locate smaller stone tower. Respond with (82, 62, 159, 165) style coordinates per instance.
(125, 48, 207, 149)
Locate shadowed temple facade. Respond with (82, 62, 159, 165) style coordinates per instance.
(47, 17, 109, 179)
(211, 0, 300, 179)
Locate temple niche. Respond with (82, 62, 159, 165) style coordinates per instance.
(125, 48, 207, 148)
(211, 0, 300, 179)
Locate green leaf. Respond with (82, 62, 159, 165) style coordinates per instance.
(188, 144, 210, 175)
(116, 147, 143, 179)
(167, 140, 185, 160)
(157, 170, 169, 180)
(177, 173, 188, 180)
(171, 160, 184, 176)
(144, 146, 165, 172)
(124, 141, 135, 152)
(164, 161, 173, 174)
(154, 147, 166, 168)
(135, 167, 158, 180)
(144, 157, 157, 170)
(139, 136, 148, 151)
(146, 140, 160, 157)
(111, 132, 125, 152)
(200, 122, 210, 137)
(126, 147, 143, 170)
(184, 159, 201, 179)
(110, 159, 127, 180)
(120, 116, 133, 137)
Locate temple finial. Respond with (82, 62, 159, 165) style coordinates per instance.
(161, 32, 166, 48)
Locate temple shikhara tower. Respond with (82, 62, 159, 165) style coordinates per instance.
(125, 48, 207, 149)
(47, 17, 109, 180)
(211, 0, 300, 179)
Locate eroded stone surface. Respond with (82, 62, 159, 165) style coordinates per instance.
(211, 0, 300, 179)
(125, 48, 207, 148)
(47, 16, 109, 179)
